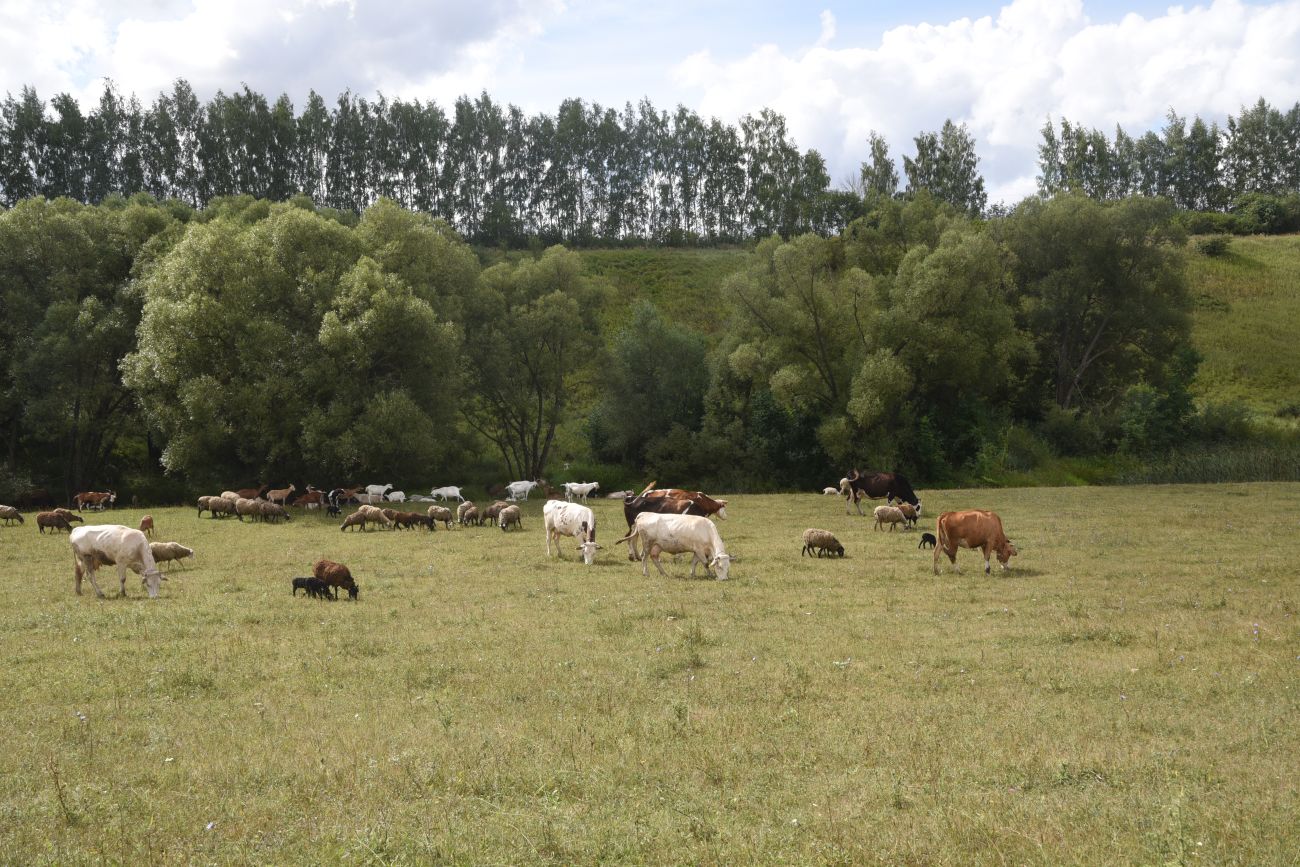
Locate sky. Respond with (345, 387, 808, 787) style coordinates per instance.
(1, 0, 1298, 203)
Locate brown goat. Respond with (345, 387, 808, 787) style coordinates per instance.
(139, 515, 155, 537)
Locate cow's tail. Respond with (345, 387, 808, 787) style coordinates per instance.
(933, 515, 946, 575)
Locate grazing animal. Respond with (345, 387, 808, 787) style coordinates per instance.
(640, 489, 728, 519)
(427, 505, 454, 529)
(842, 469, 921, 515)
(461, 505, 481, 526)
(429, 486, 465, 501)
(292, 576, 332, 599)
(821, 486, 839, 495)
(498, 504, 523, 531)
(69, 525, 164, 598)
(505, 480, 541, 501)
(616, 513, 733, 581)
(897, 501, 920, 528)
(482, 500, 511, 525)
(622, 495, 720, 545)
(408, 513, 435, 531)
(312, 559, 359, 600)
(138, 515, 154, 537)
(209, 497, 238, 519)
(73, 491, 116, 511)
(918, 532, 937, 550)
(562, 481, 600, 502)
(259, 501, 290, 523)
(53, 508, 84, 524)
(933, 510, 1018, 575)
(456, 500, 475, 524)
(266, 484, 296, 506)
(291, 489, 325, 509)
(873, 505, 906, 532)
(150, 541, 195, 569)
(235, 485, 268, 500)
(543, 500, 600, 564)
(801, 528, 845, 558)
(385, 490, 407, 503)
(196, 496, 214, 518)
(37, 511, 74, 533)
(0, 505, 23, 525)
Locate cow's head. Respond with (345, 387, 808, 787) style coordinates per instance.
(996, 540, 1019, 569)
(578, 540, 601, 565)
(715, 501, 728, 520)
(709, 553, 732, 581)
(142, 568, 163, 598)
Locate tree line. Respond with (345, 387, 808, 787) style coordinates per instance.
(3, 188, 1247, 503)
(0, 81, 1003, 245)
(1037, 98, 1300, 230)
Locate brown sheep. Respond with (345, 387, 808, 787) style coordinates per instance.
(312, 559, 359, 600)
(53, 508, 84, 525)
(0, 505, 23, 525)
(482, 500, 511, 526)
(427, 505, 454, 529)
(498, 504, 522, 531)
(461, 505, 481, 526)
(36, 511, 73, 534)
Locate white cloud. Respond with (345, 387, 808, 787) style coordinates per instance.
(673, 0, 1300, 204)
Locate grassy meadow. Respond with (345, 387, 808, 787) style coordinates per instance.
(0, 484, 1297, 864)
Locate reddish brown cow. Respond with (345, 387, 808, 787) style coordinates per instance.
(641, 489, 728, 519)
(73, 491, 116, 511)
(291, 490, 325, 508)
(933, 510, 1018, 575)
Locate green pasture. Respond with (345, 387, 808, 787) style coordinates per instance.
(0, 484, 1297, 864)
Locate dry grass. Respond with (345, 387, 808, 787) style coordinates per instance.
(1, 485, 1297, 864)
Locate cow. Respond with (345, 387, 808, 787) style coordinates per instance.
(69, 525, 164, 598)
(641, 488, 728, 519)
(562, 481, 600, 503)
(842, 470, 920, 516)
(622, 495, 722, 546)
(933, 510, 1018, 575)
(505, 480, 541, 501)
(543, 500, 600, 564)
(615, 513, 732, 581)
(429, 486, 465, 502)
(73, 491, 116, 511)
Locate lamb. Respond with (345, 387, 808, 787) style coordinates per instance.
(498, 504, 523, 531)
(292, 576, 331, 599)
(918, 532, 937, 550)
(461, 505, 481, 527)
(312, 559, 359, 600)
(873, 505, 906, 532)
(150, 541, 195, 569)
(456, 500, 475, 524)
(138, 515, 155, 537)
(801, 528, 845, 558)
(37, 511, 74, 533)
(0, 505, 23, 525)
(265, 484, 296, 506)
(259, 501, 290, 523)
(427, 505, 454, 529)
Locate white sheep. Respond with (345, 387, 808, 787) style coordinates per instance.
(873, 505, 906, 532)
(150, 541, 195, 569)
(498, 504, 523, 531)
(385, 490, 407, 503)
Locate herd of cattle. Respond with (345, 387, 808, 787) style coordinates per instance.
(2, 470, 1018, 600)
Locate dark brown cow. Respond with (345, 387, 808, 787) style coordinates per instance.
(933, 510, 1018, 575)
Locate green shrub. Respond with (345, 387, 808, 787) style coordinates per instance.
(1039, 405, 1103, 456)
(1194, 234, 1232, 257)
(1176, 210, 1239, 235)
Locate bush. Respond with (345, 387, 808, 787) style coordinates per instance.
(1231, 192, 1300, 235)
(1192, 401, 1254, 443)
(1194, 234, 1232, 257)
(1039, 405, 1103, 456)
(1176, 210, 1239, 235)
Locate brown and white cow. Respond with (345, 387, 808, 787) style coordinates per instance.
(73, 491, 116, 511)
(640, 489, 728, 519)
(933, 509, 1018, 575)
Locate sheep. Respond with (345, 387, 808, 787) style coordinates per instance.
(456, 500, 475, 524)
(36, 511, 73, 533)
(385, 490, 407, 503)
(0, 505, 23, 525)
(821, 486, 839, 495)
(220, 490, 241, 502)
(150, 541, 195, 569)
(873, 505, 906, 532)
(408, 513, 435, 531)
(209, 497, 238, 519)
(801, 528, 845, 558)
(498, 504, 522, 531)
(340, 505, 392, 532)
(259, 501, 290, 523)
(897, 501, 920, 528)
(461, 505, 481, 527)
(292, 576, 331, 599)
(235, 497, 263, 522)
(139, 515, 155, 537)
(427, 505, 454, 529)
(918, 532, 937, 550)
(53, 508, 84, 525)
(482, 500, 511, 525)
(312, 559, 359, 600)
(340, 510, 367, 532)
(389, 511, 419, 530)
(380, 507, 401, 527)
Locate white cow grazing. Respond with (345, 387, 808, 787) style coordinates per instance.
(70, 525, 164, 598)
(505, 480, 540, 501)
(543, 500, 600, 564)
(429, 486, 464, 502)
(562, 481, 600, 502)
(385, 490, 406, 503)
(616, 513, 732, 581)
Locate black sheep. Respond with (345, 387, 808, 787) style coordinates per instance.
(918, 532, 937, 550)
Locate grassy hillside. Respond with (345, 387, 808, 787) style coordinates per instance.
(579, 247, 749, 334)
(1, 486, 1297, 863)
(1186, 235, 1300, 417)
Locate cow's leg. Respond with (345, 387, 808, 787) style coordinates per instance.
(983, 544, 992, 574)
(118, 563, 129, 597)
